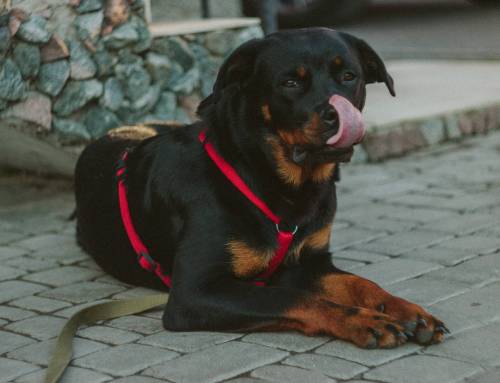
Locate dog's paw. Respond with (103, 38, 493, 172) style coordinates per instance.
(377, 297, 449, 345)
(341, 308, 410, 349)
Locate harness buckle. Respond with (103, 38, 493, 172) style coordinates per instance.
(275, 222, 298, 235)
(138, 252, 157, 272)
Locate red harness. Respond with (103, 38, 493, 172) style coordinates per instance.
(116, 129, 297, 288)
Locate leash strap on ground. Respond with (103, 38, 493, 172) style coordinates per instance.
(44, 293, 169, 383)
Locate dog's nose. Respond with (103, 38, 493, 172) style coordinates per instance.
(320, 104, 338, 127)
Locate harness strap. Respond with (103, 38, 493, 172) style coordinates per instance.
(117, 152, 172, 288)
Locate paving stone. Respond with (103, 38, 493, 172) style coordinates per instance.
(54, 299, 111, 318)
(108, 377, 165, 383)
(354, 259, 442, 286)
(354, 230, 451, 256)
(0, 306, 35, 321)
(284, 353, 368, 380)
(438, 235, 500, 255)
(400, 246, 477, 266)
(334, 250, 391, 263)
(23, 266, 102, 286)
(424, 253, 500, 287)
(5, 256, 59, 272)
(356, 179, 427, 198)
(15, 366, 111, 383)
(364, 355, 483, 383)
(140, 330, 242, 353)
(10, 295, 71, 313)
(353, 216, 419, 233)
(143, 341, 288, 383)
(78, 325, 142, 345)
(0, 357, 39, 383)
(242, 332, 328, 353)
(0, 281, 47, 303)
(0, 330, 35, 355)
(8, 337, 108, 366)
(0, 246, 27, 261)
(330, 228, 387, 252)
(106, 315, 163, 335)
(467, 369, 500, 383)
(251, 365, 335, 383)
(430, 282, 500, 330)
(74, 343, 178, 377)
(31, 243, 89, 264)
(387, 277, 470, 306)
(13, 234, 74, 251)
(315, 340, 421, 367)
(112, 286, 161, 299)
(40, 281, 125, 303)
(0, 265, 26, 280)
(0, 231, 25, 245)
(333, 258, 366, 271)
(425, 322, 500, 366)
(221, 379, 265, 383)
(5, 314, 66, 340)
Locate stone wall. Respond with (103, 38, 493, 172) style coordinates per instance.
(0, 0, 262, 152)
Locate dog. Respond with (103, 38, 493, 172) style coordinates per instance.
(75, 28, 447, 349)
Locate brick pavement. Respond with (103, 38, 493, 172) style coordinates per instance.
(1, 131, 500, 383)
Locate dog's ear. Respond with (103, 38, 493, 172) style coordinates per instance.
(340, 32, 395, 97)
(212, 38, 266, 100)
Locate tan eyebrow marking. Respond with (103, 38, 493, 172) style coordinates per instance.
(334, 56, 343, 66)
(296, 66, 307, 78)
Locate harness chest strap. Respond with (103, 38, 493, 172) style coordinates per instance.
(116, 130, 297, 288)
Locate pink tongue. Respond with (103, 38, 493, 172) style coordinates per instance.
(326, 95, 366, 148)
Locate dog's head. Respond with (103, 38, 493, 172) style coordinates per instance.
(198, 28, 394, 183)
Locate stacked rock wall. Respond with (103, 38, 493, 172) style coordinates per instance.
(0, 0, 262, 146)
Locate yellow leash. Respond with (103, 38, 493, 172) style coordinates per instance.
(44, 294, 169, 383)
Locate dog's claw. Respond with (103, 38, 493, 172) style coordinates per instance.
(404, 330, 414, 338)
(417, 316, 427, 327)
(377, 303, 385, 313)
(435, 324, 450, 334)
(369, 328, 383, 339)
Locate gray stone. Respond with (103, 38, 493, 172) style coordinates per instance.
(0, 58, 26, 101)
(0, 305, 36, 321)
(106, 315, 163, 335)
(0, 280, 47, 304)
(315, 340, 421, 367)
(0, 98, 7, 111)
(40, 34, 70, 63)
(333, 258, 366, 271)
(330, 227, 387, 252)
(0, 358, 39, 383)
(355, 259, 442, 286)
(145, 52, 172, 85)
(53, 117, 91, 141)
(6, 255, 58, 272)
(55, 300, 112, 319)
(23, 265, 102, 287)
(284, 353, 368, 380)
(115, 59, 151, 102)
(0, 246, 27, 261)
(78, 325, 142, 345)
(13, 233, 74, 251)
(16, 367, 111, 383)
(13, 42, 40, 78)
(1, 91, 52, 131)
(74, 343, 178, 376)
(400, 246, 476, 266)
(76, 0, 103, 13)
(170, 67, 200, 95)
(53, 79, 103, 116)
(106, 378, 164, 383)
(139, 331, 241, 353)
(468, 369, 500, 383)
(355, 230, 451, 256)
(102, 22, 139, 49)
(40, 281, 125, 304)
(93, 44, 117, 76)
(152, 37, 195, 71)
(439, 235, 500, 255)
(11, 295, 71, 313)
(85, 106, 122, 138)
(251, 365, 334, 383)
(0, 330, 35, 355)
(422, 212, 500, 235)
(242, 332, 328, 352)
(131, 84, 160, 112)
(444, 113, 462, 139)
(17, 15, 51, 44)
(36, 60, 70, 97)
(7, 337, 108, 366)
(143, 341, 288, 383)
(6, 315, 66, 340)
(100, 77, 124, 111)
(69, 41, 97, 80)
(334, 250, 391, 263)
(130, 14, 151, 53)
(206, 30, 236, 56)
(153, 91, 177, 119)
(75, 10, 104, 41)
(0, 265, 26, 280)
(364, 355, 482, 383)
(425, 322, 500, 366)
(0, 26, 11, 56)
(421, 117, 445, 145)
(387, 277, 470, 306)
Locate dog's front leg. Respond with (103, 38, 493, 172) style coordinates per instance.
(163, 278, 409, 349)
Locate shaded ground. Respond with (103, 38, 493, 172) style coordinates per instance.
(1, 131, 500, 382)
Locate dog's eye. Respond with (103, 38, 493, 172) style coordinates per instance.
(282, 79, 301, 88)
(342, 72, 356, 82)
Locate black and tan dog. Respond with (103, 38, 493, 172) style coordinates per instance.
(75, 28, 447, 349)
